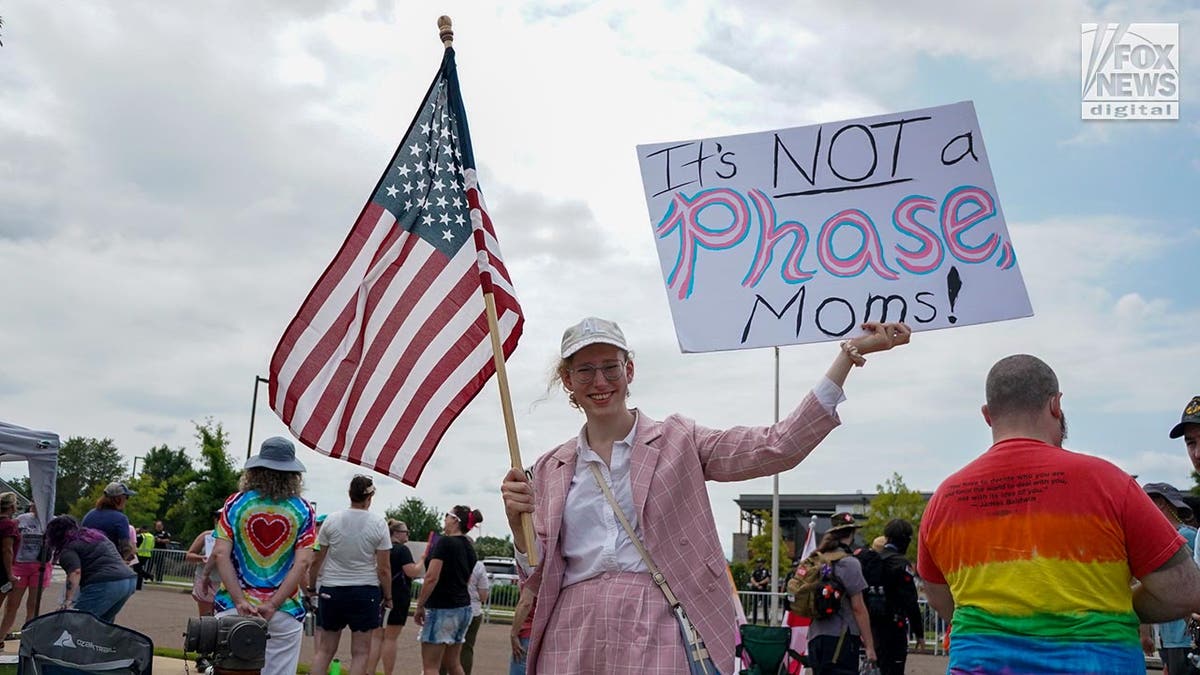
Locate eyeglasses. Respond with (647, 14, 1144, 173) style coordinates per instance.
(569, 361, 626, 384)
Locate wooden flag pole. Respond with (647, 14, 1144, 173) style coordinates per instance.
(483, 291, 538, 565)
(439, 15, 538, 565)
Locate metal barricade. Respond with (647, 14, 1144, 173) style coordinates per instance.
(735, 590, 789, 624)
(145, 548, 195, 586)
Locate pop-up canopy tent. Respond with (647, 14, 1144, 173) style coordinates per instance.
(0, 421, 59, 527)
(0, 421, 59, 617)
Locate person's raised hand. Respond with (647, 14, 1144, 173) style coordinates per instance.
(501, 466, 535, 528)
(852, 322, 912, 356)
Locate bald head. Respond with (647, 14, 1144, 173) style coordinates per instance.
(985, 355, 1059, 419)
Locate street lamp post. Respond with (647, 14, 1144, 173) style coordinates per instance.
(247, 375, 270, 459)
(131, 455, 145, 480)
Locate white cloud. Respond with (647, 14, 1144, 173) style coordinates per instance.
(1, 1, 1198, 559)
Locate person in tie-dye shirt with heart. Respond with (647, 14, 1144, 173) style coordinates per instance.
(213, 436, 316, 675)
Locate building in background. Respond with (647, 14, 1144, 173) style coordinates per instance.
(732, 492, 934, 563)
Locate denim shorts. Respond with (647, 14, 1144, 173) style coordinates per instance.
(419, 605, 472, 644)
(317, 585, 382, 633)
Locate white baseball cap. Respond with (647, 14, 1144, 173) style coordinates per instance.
(560, 317, 629, 358)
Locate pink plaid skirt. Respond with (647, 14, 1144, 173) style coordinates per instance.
(538, 571, 691, 674)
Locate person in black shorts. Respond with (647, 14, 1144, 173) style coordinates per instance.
(367, 519, 423, 675)
(414, 505, 483, 675)
(308, 476, 392, 675)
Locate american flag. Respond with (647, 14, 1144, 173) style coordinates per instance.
(268, 47, 523, 486)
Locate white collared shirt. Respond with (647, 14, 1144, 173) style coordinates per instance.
(516, 376, 845, 582)
(559, 412, 649, 587)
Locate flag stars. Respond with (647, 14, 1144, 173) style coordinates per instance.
(420, 122, 431, 135)
(439, 212, 450, 225)
(441, 229, 455, 242)
(435, 195, 448, 208)
(416, 179, 426, 192)
(439, 126, 451, 139)
(409, 143, 423, 157)
(454, 213, 466, 226)
(423, 213, 435, 226)
(432, 179, 445, 193)
(386, 184, 399, 198)
(396, 164, 411, 177)
(402, 182, 414, 194)
(451, 196, 463, 209)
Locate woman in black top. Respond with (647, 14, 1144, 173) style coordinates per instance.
(367, 519, 422, 675)
(414, 505, 482, 675)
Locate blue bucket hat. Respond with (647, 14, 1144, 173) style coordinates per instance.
(244, 436, 306, 473)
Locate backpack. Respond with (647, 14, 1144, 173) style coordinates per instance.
(786, 549, 848, 619)
(855, 547, 892, 622)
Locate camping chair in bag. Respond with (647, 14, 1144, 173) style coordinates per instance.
(18, 610, 153, 675)
(736, 624, 804, 675)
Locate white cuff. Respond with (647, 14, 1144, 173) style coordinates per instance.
(813, 376, 847, 415)
(515, 548, 534, 577)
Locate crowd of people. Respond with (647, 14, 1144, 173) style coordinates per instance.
(5, 313, 1200, 675)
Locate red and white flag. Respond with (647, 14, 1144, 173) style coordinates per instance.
(269, 47, 522, 486)
(786, 515, 818, 657)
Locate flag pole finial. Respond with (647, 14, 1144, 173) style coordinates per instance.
(438, 16, 454, 48)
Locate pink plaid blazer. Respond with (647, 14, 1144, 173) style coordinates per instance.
(524, 392, 840, 674)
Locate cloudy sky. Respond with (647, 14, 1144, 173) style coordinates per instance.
(2, 1, 1197, 555)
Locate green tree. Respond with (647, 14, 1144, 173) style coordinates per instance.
(67, 472, 166, 527)
(8, 477, 31, 500)
(68, 483, 104, 520)
(169, 420, 240, 543)
(474, 535, 514, 559)
(862, 472, 928, 546)
(385, 498, 442, 542)
(55, 437, 127, 514)
(140, 444, 196, 532)
(124, 474, 167, 529)
(746, 510, 789, 581)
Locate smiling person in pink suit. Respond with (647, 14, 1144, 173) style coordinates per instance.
(501, 316, 912, 674)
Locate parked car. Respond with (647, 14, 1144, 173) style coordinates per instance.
(482, 556, 518, 585)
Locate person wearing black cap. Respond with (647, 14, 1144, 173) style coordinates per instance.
(81, 482, 137, 564)
(1170, 396, 1200, 564)
(1139, 482, 1199, 675)
(212, 436, 316, 675)
(747, 558, 771, 624)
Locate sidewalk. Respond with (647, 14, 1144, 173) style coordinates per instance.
(26, 581, 957, 674)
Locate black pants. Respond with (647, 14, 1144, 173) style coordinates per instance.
(872, 620, 910, 675)
(1161, 646, 1200, 675)
(152, 551, 165, 582)
(808, 633, 861, 675)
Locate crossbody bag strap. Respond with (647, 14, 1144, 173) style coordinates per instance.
(587, 463, 680, 608)
(588, 464, 714, 671)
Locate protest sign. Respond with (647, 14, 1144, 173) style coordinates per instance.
(636, 101, 1032, 353)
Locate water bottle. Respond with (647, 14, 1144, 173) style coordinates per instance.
(330, 658, 341, 675)
(303, 611, 315, 636)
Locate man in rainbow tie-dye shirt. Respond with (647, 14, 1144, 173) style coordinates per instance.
(918, 355, 1200, 674)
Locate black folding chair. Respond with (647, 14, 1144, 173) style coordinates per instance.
(18, 610, 153, 675)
